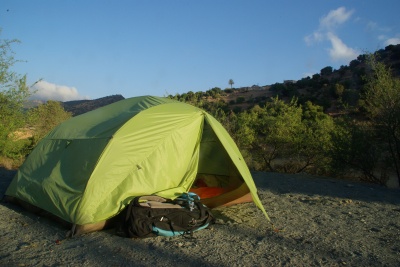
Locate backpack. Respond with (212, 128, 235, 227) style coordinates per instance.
(116, 193, 214, 238)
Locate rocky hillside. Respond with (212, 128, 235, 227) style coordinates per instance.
(171, 44, 400, 115)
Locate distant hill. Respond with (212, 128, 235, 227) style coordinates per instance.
(23, 99, 47, 110)
(61, 94, 125, 116)
(24, 94, 125, 116)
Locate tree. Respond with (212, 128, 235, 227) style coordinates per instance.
(334, 83, 345, 102)
(300, 101, 334, 174)
(312, 74, 321, 80)
(320, 66, 333, 76)
(228, 79, 234, 89)
(330, 118, 386, 184)
(27, 101, 72, 144)
(0, 32, 31, 160)
(363, 53, 400, 184)
(349, 59, 361, 68)
(255, 98, 304, 172)
(232, 97, 334, 174)
(236, 96, 245, 104)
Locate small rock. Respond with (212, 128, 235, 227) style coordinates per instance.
(370, 227, 381, 232)
(215, 219, 225, 224)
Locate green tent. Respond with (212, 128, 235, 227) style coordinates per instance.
(6, 96, 269, 233)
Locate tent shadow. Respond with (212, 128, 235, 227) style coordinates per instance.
(80, 233, 229, 267)
(1, 203, 225, 266)
(211, 220, 373, 266)
(0, 166, 240, 266)
(0, 167, 17, 199)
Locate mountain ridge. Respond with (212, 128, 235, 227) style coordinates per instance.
(61, 94, 125, 116)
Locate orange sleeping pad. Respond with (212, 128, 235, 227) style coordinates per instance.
(189, 187, 228, 199)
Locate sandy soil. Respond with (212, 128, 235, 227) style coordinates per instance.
(1, 168, 399, 267)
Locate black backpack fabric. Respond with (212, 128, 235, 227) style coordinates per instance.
(116, 193, 214, 238)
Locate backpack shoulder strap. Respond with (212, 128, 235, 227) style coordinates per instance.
(135, 195, 182, 208)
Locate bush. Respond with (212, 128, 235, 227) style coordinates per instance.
(227, 97, 334, 174)
(236, 96, 245, 104)
(27, 101, 72, 144)
(1, 138, 32, 160)
(0, 33, 31, 161)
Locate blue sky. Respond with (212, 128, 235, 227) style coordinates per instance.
(1, 1, 399, 101)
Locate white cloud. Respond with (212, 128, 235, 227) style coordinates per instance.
(327, 32, 359, 61)
(385, 37, 400, 46)
(366, 20, 398, 47)
(378, 35, 386, 41)
(366, 21, 379, 31)
(366, 21, 391, 33)
(305, 7, 355, 45)
(304, 32, 324, 46)
(320, 7, 354, 30)
(30, 80, 89, 102)
(304, 7, 358, 63)
(377, 34, 400, 46)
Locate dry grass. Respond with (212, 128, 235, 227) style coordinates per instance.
(0, 156, 23, 170)
(10, 128, 34, 141)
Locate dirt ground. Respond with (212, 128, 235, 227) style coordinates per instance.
(1, 168, 399, 267)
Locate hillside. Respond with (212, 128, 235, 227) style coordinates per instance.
(171, 44, 400, 115)
(61, 94, 125, 116)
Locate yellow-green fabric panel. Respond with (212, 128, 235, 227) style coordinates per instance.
(75, 103, 204, 224)
(46, 96, 174, 139)
(5, 138, 109, 223)
(204, 113, 270, 221)
(155, 122, 202, 198)
(198, 120, 233, 176)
